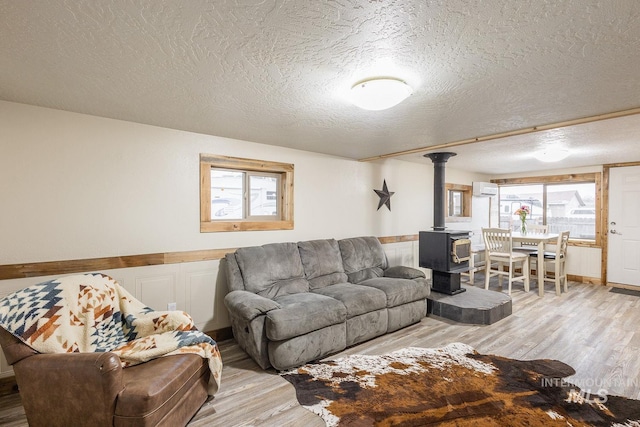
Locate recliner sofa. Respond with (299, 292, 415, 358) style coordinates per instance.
(224, 236, 430, 370)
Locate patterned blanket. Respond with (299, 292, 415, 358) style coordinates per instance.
(0, 273, 222, 394)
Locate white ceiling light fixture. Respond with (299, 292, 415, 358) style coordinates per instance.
(350, 78, 413, 111)
(534, 147, 570, 162)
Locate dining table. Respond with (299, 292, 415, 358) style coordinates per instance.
(511, 231, 559, 297)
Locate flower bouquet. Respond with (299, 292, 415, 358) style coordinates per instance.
(514, 205, 530, 234)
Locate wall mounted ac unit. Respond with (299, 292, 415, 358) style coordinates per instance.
(473, 182, 498, 197)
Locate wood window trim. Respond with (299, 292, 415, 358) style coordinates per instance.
(445, 183, 472, 222)
(200, 154, 294, 232)
(491, 172, 602, 248)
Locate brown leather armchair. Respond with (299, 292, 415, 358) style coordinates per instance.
(0, 327, 210, 427)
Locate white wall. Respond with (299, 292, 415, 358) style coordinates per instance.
(0, 101, 605, 375)
(0, 101, 604, 321)
(0, 101, 450, 376)
(444, 168, 493, 245)
(1, 100, 437, 264)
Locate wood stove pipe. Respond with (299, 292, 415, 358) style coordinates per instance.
(424, 152, 457, 231)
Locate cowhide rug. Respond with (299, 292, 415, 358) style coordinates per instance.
(281, 343, 640, 426)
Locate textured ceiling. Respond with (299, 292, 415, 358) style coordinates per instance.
(1, 0, 640, 173)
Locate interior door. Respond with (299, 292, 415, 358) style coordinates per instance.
(607, 165, 640, 286)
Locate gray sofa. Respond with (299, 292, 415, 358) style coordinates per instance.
(223, 236, 430, 370)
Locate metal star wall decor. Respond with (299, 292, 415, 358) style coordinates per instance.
(374, 179, 395, 211)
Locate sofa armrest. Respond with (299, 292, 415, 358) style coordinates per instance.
(384, 266, 426, 280)
(224, 290, 281, 321)
(14, 352, 123, 426)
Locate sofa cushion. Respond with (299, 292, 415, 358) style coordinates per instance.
(266, 293, 347, 341)
(358, 277, 430, 308)
(338, 236, 388, 284)
(313, 283, 387, 318)
(235, 242, 309, 299)
(116, 354, 208, 424)
(384, 266, 426, 280)
(298, 239, 349, 289)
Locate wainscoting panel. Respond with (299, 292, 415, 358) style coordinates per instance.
(383, 241, 414, 267)
(382, 241, 430, 277)
(182, 260, 229, 333)
(0, 261, 223, 378)
(0, 238, 425, 378)
(135, 273, 177, 312)
(566, 245, 602, 279)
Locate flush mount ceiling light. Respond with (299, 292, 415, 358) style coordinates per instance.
(534, 148, 570, 162)
(350, 78, 412, 111)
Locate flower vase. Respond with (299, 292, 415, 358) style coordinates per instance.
(520, 220, 527, 235)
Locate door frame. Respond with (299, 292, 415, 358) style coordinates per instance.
(602, 161, 640, 286)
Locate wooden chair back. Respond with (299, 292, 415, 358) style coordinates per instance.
(482, 228, 513, 254)
(528, 224, 548, 234)
(555, 230, 570, 259)
(520, 224, 548, 247)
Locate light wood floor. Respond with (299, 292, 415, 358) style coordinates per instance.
(1, 279, 639, 426)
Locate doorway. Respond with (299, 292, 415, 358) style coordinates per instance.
(607, 165, 640, 287)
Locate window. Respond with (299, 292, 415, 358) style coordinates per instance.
(445, 183, 472, 220)
(200, 154, 294, 232)
(494, 173, 601, 245)
(449, 190, 463, 216)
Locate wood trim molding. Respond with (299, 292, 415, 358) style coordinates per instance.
(0, 375, 18, 397)
(0, 236, 419, 280)
(491, 173, 598, 185)
(0, 249, 235, 281)
(567, 274, 602, 286)
(199, 154, 295, 233)
(601, 165, 610, 285)
(603, 161, 640, 169)
(204, 326, 234, 343)
(445, 183, 472, 220)
(377, 234, 419, 244)
(358, 107, 640, 162)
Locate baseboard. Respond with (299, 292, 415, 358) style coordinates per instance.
(0, 375, 18, 397)
(607, 282, 640, 290)
(205, 326, 234, 342)
(567, 274, 602, 285)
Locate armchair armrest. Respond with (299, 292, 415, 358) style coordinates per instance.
(224, 290, 281, 321)
(14, 352, 123, 426)
(384, 265, 426, 279)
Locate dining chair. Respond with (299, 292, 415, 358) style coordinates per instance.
(482, 228, 530, 295)
(529, 230, 570, 296)
(461, 243, 486, 285)
(513, 224, 549, 254)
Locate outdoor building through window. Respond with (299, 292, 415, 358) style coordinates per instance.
(495, 173, 600, 243)
(210, 170, 279, 220)
(200, 154, 293, 232)
(449, 190, 463, 216)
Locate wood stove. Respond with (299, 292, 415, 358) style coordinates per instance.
(419, 152, 472, 295)
(419, 230, 471, 295)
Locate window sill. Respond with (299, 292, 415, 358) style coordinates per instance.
(200, 220, 294, 233)
(446, 216, 472, 223)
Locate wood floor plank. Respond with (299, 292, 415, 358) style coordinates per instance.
(0, 280, 639, 426)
